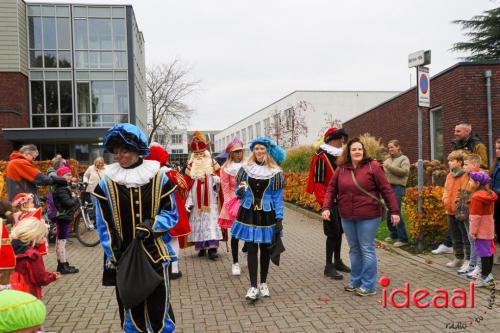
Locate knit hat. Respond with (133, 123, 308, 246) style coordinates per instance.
(324, 128, 348, 143)
(249, 137, 286, 165)
(0, 290, 46, 332)
(11, 193, 34, 208)
(145, 145, 169, 167)
(56, 166, 72, 177)
(0, 219, 15, 270)
(103, 123, 150, 156)
(469, 171, 491, 186)
(190, 131, 207, 153)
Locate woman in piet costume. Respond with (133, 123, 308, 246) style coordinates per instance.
(92, 123, 178, 333)
(231, 137, 286, 300)
(218, 137, 245, 275)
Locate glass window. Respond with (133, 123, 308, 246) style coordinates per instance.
(112, 19, 126, 50)
(61, 115, 73, 127)
(58, 51, 71, 68)
(32, 115, 44, 127)
(88, 18, 112, 49)
(241, 130, 247, 143)
(114, 81, 128, 114)
(112, 7, 126, 18)
(75, 144, 90, 162)
(114, 51, 127, 68)
(88, 7, 111, 17)
(171, 134, 183, 144)
(77, 82, 90, 114)
(28, 17, 42, 49)
(90, 51, 112, 68)
(59, 81, 72, 114)
(431, 107, 443, 161)
(45, 81, 58, 114)
(255, 122, 261, 137)
(78, 114, 91, 127)
(46, 115, 59, 127)
(44, 50, 57, 68)
(56, 6, 70, 17)
(75, 51, 88, 69)
(59, 71, 72, 80)
(42, 5, 55, 17)
(247, 125, 254, 141)
(264, 118, 271, 136)
(31, 81, 44, 114)
(73, 7, 87, 18)
(30, 51, 43, 68)
(28, 5, 41, 16)
(57, 18, 71, 49)
(91, 81, 114, 114)
(74, 19, 88, 49)
(42, 17, 56, 49)
(30, 71, 43, 80)
(44, 71, 58, 80)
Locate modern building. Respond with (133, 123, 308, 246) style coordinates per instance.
(343, 61, 500, 166)
(214, 90, 400, 154)
(0, 0, 146, 163)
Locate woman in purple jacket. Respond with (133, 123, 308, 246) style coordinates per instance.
(322, 138, 400, 296)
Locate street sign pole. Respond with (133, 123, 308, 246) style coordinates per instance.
(416, 69, 423, 214)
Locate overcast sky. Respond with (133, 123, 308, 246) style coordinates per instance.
(47, 0, 498, 130)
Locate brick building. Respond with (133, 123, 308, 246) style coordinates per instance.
(343, 61, 500, 166)
(0, 0, 146, 164)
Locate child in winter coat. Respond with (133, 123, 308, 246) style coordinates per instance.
(0, 201, 16, 291)
(468, 171, 498, 287)
(53, 166, 79, 274)
(10, 210, 60, 299)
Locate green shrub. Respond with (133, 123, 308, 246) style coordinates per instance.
(281, 145, 316, 172)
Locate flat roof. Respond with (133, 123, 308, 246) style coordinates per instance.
(3, 127, 109, 142)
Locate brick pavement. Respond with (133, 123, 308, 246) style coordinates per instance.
(42, 207, 500, 332)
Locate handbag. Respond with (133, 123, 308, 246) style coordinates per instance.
(225, 197, 240, 220)
(350, 170, 389, 218)
(116, 239, 163, 309)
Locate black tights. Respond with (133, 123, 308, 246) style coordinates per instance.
(247, 242, 270, 288)
(326, 235, 342, 265)
(231, 236, 239, 264)
(481, 255, 494, 278)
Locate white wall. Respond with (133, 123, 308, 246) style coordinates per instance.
(215, 90, 399, 152)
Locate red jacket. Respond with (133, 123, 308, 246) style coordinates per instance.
(469, 190, 497, 240)
(14, 245, 57, 299)
(306, 150, 337, 206)
(322, 159, 399, 220)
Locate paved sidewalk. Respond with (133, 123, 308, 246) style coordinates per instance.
(42, 207, 499, 332)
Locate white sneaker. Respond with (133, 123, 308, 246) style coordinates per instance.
(466, 266, 482, 279)
(474, 273, 495, 288)
(432, 244, 454, 254)
(446, 258, 464, 268)
(232, 263, 241, 276)
(259, 283, 270, 297)
(457, 261, 471, 274)
(245, 287, 260, 300)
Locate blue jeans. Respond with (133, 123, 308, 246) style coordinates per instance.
(386, 185, 409, 242)
(464, 221, 481, 268)
(341, 217, 381, 292)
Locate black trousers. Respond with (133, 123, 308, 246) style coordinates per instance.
(324, 205, 343, 265)
(448, 215, 470, 260)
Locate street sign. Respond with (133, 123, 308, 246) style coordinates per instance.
(417, 66, 430, 107)
(408, 50, 431, 68)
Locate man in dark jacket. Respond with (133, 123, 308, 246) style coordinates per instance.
(452, 123, 488, 169)
(5, 145, 66, 206)
(53, 166, 79, 274)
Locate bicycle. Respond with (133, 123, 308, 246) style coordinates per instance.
(72, 182, 100, 247)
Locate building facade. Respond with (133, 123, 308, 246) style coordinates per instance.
(214, 90, 399, 154)
(0, 0, 145, 163)
(343, 61, 500, 166)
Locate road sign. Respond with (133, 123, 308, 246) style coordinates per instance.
(417, 66, 430, 107)
(408, 50, 431, 68)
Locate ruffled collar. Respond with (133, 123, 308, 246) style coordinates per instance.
(243, 162, 280, 180)
(223, 162, 242, 177)
(320, 144, 343, 157)
(105, 160, 160, 188)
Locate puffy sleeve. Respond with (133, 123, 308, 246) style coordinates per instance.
(152, 173, 179, 234)
(271, 172, 285, 220)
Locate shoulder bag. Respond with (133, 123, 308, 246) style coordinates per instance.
(350, 169, 389, 218)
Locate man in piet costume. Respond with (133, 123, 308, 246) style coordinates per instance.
(184, 131, 223, 260)
(92, 123, 178, 333)
(146, 143, 191, 280)
(306, 127, 351, 280)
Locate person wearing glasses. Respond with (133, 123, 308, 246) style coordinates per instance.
(5, 144, 66, 206)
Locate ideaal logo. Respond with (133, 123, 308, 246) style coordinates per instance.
(379, 276, 475, 308)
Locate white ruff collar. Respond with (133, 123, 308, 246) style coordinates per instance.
(105, 160, 160, 188)
(320, 144, 343, 157)
(243, 162, 280, 180)
(223, 162, 242, 177)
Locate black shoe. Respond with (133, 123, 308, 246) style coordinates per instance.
(324, 264, 343, 280)
(334, 260, 351, 273)
(58, 262, 79, 274)
(198, 249, 206, 257)
(171, 271, 183, 280)
(207, 249, 218, 260)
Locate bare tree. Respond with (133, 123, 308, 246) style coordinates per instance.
(318, 112, 343, 136)
(146, 60, 199, 143)
(270, 109, 286, 147)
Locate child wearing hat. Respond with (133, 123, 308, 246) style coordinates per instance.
(10, 211, 60, 299)
(53, 166, 79, 274)
(0, 290, 46, 333)
(468, 171, 498, 287)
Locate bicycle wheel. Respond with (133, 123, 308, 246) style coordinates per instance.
(74, 211, 100, 247)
